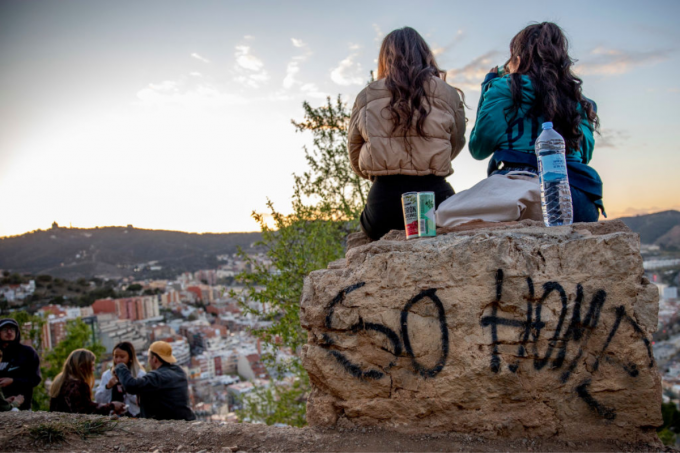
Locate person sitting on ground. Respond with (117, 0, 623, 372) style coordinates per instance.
(0, 318, 41, 410)
(49, 348, 125, 415)
(0, 348, 24, 411)
(114, 341, 196, 421)
(469, 22, 604, 222)
(348, 26, 466, 240)
(95, 341, 146, 417)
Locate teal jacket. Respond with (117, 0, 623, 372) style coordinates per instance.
(469, 73, 605, 215)
(469, 73, 595, 163)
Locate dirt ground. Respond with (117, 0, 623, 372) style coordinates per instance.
(0, 412, 670, 453)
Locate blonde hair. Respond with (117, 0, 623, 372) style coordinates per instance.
(49, 349, 96, 398)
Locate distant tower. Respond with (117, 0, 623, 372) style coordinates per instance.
(51, 221, 59, 230)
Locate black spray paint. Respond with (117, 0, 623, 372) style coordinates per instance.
(322, 284, 449, 380)
(321, 270, 655, 420)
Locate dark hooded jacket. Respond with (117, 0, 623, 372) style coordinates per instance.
(0, 319, 42, 410)
(115, 362, 195, 421)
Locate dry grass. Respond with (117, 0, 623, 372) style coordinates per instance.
(28, 417, 117, 445)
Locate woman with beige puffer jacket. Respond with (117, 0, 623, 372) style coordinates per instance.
(348, 27, 466, 240)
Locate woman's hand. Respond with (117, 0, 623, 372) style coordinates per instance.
(106, 375, 119, 389)
(7, 395, 23, 406)
(111, 401, 126, 414)
(489, 66, 498, 74)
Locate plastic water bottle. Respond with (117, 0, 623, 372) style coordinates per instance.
(535, 122, 573, 227)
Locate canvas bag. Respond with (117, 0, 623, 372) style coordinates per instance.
(436, 171, 543, 228)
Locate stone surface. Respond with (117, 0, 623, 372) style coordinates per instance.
(301, 221, 662, 442)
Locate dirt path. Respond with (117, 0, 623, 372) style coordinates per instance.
(0, 412, 668, 452)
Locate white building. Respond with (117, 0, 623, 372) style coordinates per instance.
(169, 337, 191, 365)
(655, 342, 677, 362)
(98, 317, 148, 353)
(644, 259, 680, 270)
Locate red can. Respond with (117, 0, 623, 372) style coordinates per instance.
(401, 192, 419, 239)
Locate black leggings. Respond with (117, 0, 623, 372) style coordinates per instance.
(360, 174, 455, 240)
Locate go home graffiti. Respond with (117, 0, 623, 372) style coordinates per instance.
(320, 269, 655, 421)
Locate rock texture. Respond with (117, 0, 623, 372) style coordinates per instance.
(301, 220, 662, 443)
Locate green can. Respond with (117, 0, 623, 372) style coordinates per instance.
(417, 192, 436, 237)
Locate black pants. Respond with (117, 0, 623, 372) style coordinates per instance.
(360, 174, 455, 240)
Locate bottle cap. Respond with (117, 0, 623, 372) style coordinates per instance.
(542, 122, 553, 129)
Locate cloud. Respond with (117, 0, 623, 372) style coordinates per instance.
(446, 50, 503, 93)
(283, 38, 313, 90)
(597, 128, 630, 149)
(234, 73, 269, 89)
(300, 83, 327, 99)
(432, 30, 465, 57)
(190, 72, 202, 77)
(575, 47, 669, 76)
(136, 77, 248, 109)
(148, 80, 178, 92)
(283, 61, 300, 89)
(235, 45, 264, 71)
(233, 42, 269, 88)
(191, 53, 211, 63)
(372, 23, 384, 46)
(330, 46, 365, 86)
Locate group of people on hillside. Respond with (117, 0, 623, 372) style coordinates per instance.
(351, 22, 604, 240)
(0, 318, 195, 420)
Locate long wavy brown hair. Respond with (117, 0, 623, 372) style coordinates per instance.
(378, 27, 455, 143)
(507, 22, 599, 153)
(113, 341, 143, 377)
(49, 349, 96, 398)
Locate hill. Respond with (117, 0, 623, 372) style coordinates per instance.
(656, 225, 680, 251)
(617, 210, 680, 246)
(0, 226, 261, 279)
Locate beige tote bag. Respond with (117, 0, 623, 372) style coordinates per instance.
(436, 171, 543, 228)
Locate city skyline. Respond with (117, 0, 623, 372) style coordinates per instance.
(2, 0, 679, 237)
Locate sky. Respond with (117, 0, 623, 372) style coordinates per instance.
(1, 0, 679, 237)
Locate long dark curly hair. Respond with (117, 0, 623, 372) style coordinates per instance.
(378, 27, 459, 144)
(507, 22, 599, 153)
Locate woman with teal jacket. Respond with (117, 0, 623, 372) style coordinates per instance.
(469, 22, 604, 222)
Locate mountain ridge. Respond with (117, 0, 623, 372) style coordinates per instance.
(0, 225, 262, 279)
(616, 210, 680, 246)
(2, 209, 679, 279)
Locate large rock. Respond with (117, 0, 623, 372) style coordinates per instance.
(300, 220, 662, 442)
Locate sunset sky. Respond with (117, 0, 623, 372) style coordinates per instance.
(1, 0, 679, 237)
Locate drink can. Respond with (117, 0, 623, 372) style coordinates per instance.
(417, 192, 436, 237)
(401, 192, 418, 239)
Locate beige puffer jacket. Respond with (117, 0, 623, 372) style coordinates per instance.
(348, 77, 466, 180)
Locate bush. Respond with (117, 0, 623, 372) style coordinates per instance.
(659, 428, 676, 446)
(234, 96, 369, 426)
